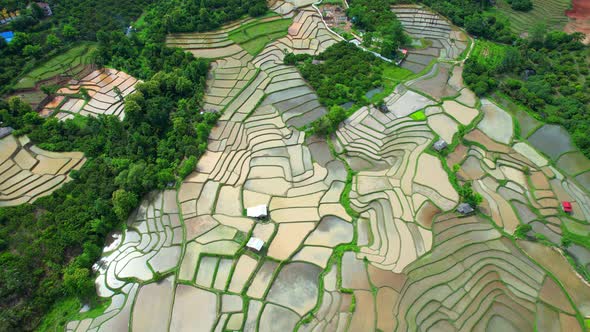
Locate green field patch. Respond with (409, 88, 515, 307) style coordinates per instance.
(494, 0, 571, 33)
(229, 18, 292, 55)
(410, 110, 426, 121)
(471, 40, 508, 70)
(15, 43, 97, 89)
(383, 64, 414, 82)
(239, 31, 288, 55)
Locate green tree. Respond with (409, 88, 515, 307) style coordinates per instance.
(45, 33, 61, 50)
(62, 24, 79, 41)
(529, 23, 547, 47)
(311, 105, 348, 135)
(22, 44, 42, 57)
(458, 182, 483, 207)
(178, 156, 197, 179)
(514, 224, 532, 239)
(112, 189, 138, 221)
(63, 266, 95, 299)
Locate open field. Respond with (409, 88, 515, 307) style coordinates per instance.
(495, 0, 571, 34)
(14, 44, 97, 90)
(62, 1, 590, 331)
(392, 5, 469, 73)
(0, 135, 85, 207)
(229, 18, 292, 55)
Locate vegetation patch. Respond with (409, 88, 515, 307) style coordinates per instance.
(347, 0, 410, 58)
(470, 40, 508, 70)
(288, 42, 389, 108)
(410, 110, 426, 121)
(148, 0, 268, 33)
(14, 43, 96, 89)
(465, 30, 590, 158)
(495, 0, 571, 33)
(229, 19, 292, 55)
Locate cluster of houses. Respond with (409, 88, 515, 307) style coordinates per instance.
(0, 2, 52, 25)
(0, 8, 20, 25)
(1, 3, 52, 44)
(322, 5, 349, 29)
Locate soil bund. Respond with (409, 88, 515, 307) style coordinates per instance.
(565, 0, 590, 44)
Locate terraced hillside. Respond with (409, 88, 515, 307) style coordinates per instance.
(41, 69, 140, 120)
(63, 1, 590, 331)
(392, 5, 469, 73)
(14, 44, 97, 90)
(0, 134, 85, 207)
(169, 7, 338, 116)
(395, 213, 588, 331)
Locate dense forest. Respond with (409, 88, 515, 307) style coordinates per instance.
(0, 0, 272, 329)
(285, 41, 394, 135)
(148, 0, 267, 33)
(0, 0, 154, 93)
(347, 0, 410, 58)
(287, 42, 385, 108)
(464, 30, 590, 157)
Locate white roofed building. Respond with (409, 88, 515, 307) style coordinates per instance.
(246, 237, 265, 252)
(247, 205, 268, 219)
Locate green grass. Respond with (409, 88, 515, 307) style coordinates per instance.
(228, 18, 292, 55)
(14, 43, 97, 89)
(494, 0, 571, 34)
(382, 64, 413, 82)
(36, 297, 81, 332)
(471, 40, 508, 70)
(239, 31, 288, 55)
(410, 110, 426, 121)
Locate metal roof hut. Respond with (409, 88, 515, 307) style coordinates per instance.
(433, 139, 448, 152)
(457, 203, 474, 215)
(247, 205, 268, 219)
(246, 237, 265, 252)
(562, 201, 573, 213)
(0, 126, 14, 139)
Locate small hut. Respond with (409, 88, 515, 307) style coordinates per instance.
(433, 139, 448, 152)
(246, 237, 265, 252)
(457, 203, 474, 215)
(0, 127, 14, 139)
(247, 205, 268, 219)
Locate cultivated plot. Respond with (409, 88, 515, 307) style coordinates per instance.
(0, 135, 85, 207)
(42, 69, 139, 120)
(65, 2, 590, 331)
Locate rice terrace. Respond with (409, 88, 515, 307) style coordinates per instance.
(0, 0, 590, 331)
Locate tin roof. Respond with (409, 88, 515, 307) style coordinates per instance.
(247, 205, 268, 218)
(246, 237, 264, 251)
